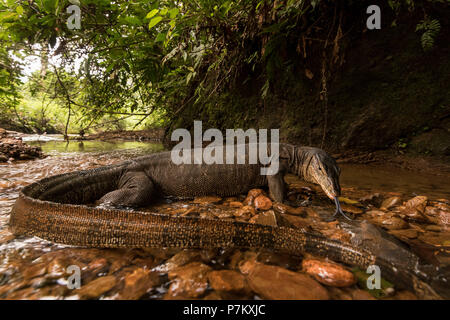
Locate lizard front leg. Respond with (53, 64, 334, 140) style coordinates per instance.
(97, 170, 154, 208)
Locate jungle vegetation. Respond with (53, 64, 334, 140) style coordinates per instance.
(0, 0, 448, 152)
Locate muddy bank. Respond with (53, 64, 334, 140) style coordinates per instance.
(0, 129, 44, 163)
(333, 149, 450, 176)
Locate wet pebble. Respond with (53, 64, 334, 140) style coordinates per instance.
(388, 228, 419, 240)
(369, 212, 409, 230)
(254, 195, 272, 211)
(273, 203, 306, 216)
(401, 196, 429, 222)
(234, 205, 256, 218)
(240, 260, 329, 300)
(154, 250, 201, 273)
(207, 270, 247, 293)
(249, 210, 277, 227)
(340, 204, 364, 215)
(74, 275, 117, 299)
(166, 262, 211, 298)
(193, 196, 222, 204)
(350, 289, 376, 300)
(302, 259, 356, 287)
(118, 268, 160, 300)
(380, 196, 401, 210)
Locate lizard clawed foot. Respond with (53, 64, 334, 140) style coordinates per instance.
(333, 196, 353, 221)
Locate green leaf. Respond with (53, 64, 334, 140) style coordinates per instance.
(168, 8, 179, 19)
(146, 9, 159, 19)
(160, 8, 168, 16)
(148, 16, 163, 29)
(16, 5, 24, 15)
(125, 16, 141, 26)
(0, 12, 17, 22)
(155, 32, 166, 42)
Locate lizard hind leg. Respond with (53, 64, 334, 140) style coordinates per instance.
(97, 170, 154, 208)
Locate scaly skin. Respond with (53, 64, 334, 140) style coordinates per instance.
(8, 143, 443, 298)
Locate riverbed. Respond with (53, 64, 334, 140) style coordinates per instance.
(0, 137, 448, 300)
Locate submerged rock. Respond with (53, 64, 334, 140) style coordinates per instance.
(388, 228, 419, 240)
(302, 259, 356, 287)
(240, 260, 329, 300)
(167, 262, 211, 298)
(154, 250, 201, 273)
(401, 196, 429, 222)
(254, 195, 272, 211)
(370, 213, 409, 230)
(380, 196, 402, 210)
(250, 210, 278, 227)
(207, 270, 247, 293)
(193, 196, 222, 204)
(74, 275, 117, 299)
(118, 268, 160, 300)
(350, 289, 376, 300)
(273, 203, 306, 216)
(243, 189, 265, 206)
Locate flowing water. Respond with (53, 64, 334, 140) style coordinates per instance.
(0, 137, 448, 300)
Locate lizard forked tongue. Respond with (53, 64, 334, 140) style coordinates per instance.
(333, 196, 353, 220)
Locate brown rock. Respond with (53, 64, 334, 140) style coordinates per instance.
(302, 259, 356, 287)
(380, 196, 401, 210)
(243, 189, 265, 206)
(351, 289, 376, 300)
(327, 287, 352, 300)
(389, 229, 419, 240)
(0, 228, 14, 243)
(234, 205, 256, 217)
(418, 232, 450, 246)
(23, 263, 47, 280)
(405, 196, 428, 212)
(273, 203, 306, 216)
(394, 290, 418, 300)
(254, 195, 272, 211)
(243, 262, 329, 300)
(371, 215, 408, 230)
(424, 205, 450, 227)
(207, 270, 247, 293)
(256, 251, 300, 269)
(46, 258, 70, 278)
(193, 196, 222, 204)
(118, 268, 160, 300)
(75, 275, 117, 299)
(155, 250, 201, 273)
(203, 292, 223, 300)
(281, 214, 310, 229)
(251, 210, 277, 227)
(167, 262, 211, 298)
(341, 204, 364, 215)
(425, 225, 442, 232)
(87, 258, 109, 275)
(243, 196, 254, 206)
(247, 189, 264, 198)
(228, 201, 243, 208)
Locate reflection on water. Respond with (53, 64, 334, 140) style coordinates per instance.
(28, 139, 164, 154)
(340, 164, 450, 200)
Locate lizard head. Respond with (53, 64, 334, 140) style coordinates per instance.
(304, 148, 341, 200)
